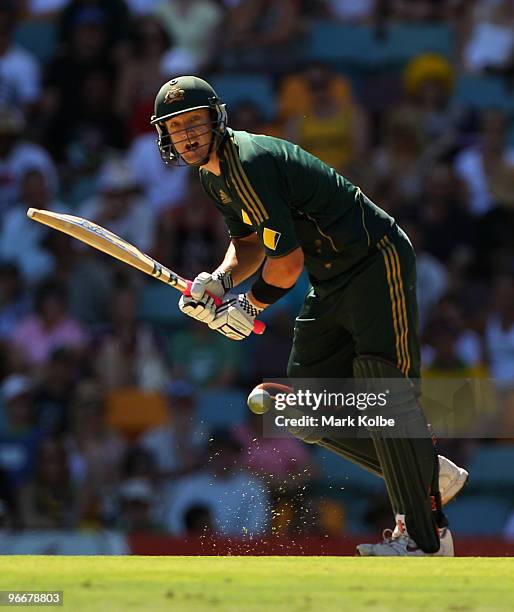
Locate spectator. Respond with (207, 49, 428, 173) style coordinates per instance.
(485, 274, 514, 388)
(423, 324, 483, 376)
(422, 317, 491, 437)
(0, 5, 41, 110)
(473, 165, 514, 278)
(115, 477, 162, 532)
(422, 296, 483, 372)
(33, 347, 80, 434)
(152, 172, 226, 279)
(168, 322, 243, 389)
(416, 162, 473, 265)
(19, 436, 80, 529)
(234, 411, 313, 490)
(42, 4, 122, 161)
(0, 262, 29, 343)
(279, 62, 355, 125)
(234, 408, 316, 535)
(481, 271, 514, 438)
(127, 128, 189, 213)
(121, 445, 159, 484)
(368, 107, 426, 212)
(159, 47, 201, 91)
(223, 0, 301, 71)
(54, 68, 127, 170)
(79, 158, 155, 253)
(230, 100, 283, 138)
(31, 221, 118, 327)
(65, 251, 117, 326)
(94, 284, 168, 392)
(401, 53, 473, 157)
(116, 445, 162, 526)
(0, 374, 42, 489)
(115, 16, 172, 133)
(0, 0, 509, 542)
(68, 380, 126, 525)
(153, 0, 223, 68)
(400, 218, 449, 332)
(0, 107, 57, 218)
(161, 429, 269, 536)
(253, 308, 294, 380)
(10, 279, 88, 369)
(454, 109, 514, 216)
(462, 0, 514, 75)
(281, 64, 366, 174)
(139, 379, 206, 478)
(57, 0, 130, 55)
(67, 255, 118, 329)
(0, 168, 68, 285)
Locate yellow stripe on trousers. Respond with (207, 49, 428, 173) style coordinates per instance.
(384, 236, 410, 375)
(378, 237, 410, 375)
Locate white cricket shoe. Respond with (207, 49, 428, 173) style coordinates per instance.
(438, 456, 469, 505)
(356, 457, 466, 556)
(356, 527, 454, 557)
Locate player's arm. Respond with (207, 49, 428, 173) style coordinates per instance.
(214, 232, 265, 286)
(212, 231, 303, 294)
(248, 247, 304, 309)
(207, 246, 303, 340)
(178, 190, 263, 324)
(208, 198, 304, 340)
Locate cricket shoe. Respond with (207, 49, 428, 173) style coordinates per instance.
(356, 527, 454, 557)
(438, 456, 469, 505)
(384, 458, 466, 540)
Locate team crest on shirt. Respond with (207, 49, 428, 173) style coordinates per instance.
(164, 87, 185, 104)
(219, 189, 232, 204)
(263, 227, 281, 250)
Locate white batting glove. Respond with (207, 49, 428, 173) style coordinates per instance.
(179, 271, 232, 324)
(208, 293, 263, 340)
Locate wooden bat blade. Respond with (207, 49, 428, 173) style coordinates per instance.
(26, 208, 187, 291)
(26, 208, 266, 335)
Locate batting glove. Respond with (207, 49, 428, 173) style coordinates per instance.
(179, 270, 232, 324)
(208, 293, 263, 340)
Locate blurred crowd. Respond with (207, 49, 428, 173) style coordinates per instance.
(0, 0, 513, 538)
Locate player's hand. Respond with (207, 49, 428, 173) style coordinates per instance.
(208, 293, 263, 340)
(178, 271, 232, 324)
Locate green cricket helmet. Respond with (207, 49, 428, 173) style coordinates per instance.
(150, 76, 227, 166)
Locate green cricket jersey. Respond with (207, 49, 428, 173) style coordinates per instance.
(199, 128, 395, 293)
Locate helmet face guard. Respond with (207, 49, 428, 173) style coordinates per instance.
(152, 102, 227, 167)
(151, 77, 228, 167)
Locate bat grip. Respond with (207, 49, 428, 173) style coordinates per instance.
(183, 280, 266, 335)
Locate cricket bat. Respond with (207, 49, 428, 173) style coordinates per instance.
(26, 208, 265, 335)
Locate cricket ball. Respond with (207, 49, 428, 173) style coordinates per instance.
(247, 387, 274, 415)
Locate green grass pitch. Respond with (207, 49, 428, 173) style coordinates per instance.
(0, 556, 513, 611)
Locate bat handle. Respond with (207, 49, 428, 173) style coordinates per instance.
(183, 280, 266, 335)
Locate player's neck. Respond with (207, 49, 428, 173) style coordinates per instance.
(200, 151, 221, 176)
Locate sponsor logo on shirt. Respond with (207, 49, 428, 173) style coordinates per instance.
(219, 189, 232, 204)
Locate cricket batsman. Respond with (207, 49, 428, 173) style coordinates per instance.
(150, 76, 468, 556)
